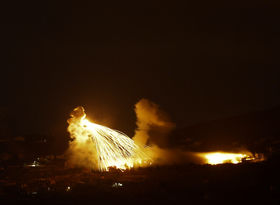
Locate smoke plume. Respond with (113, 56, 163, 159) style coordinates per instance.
(133, 99, 175, 147)
(133, 99, 204, 165)
(65, 100, 259, 169)
(65, 107, 99, 170)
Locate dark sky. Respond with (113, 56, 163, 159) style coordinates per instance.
(1, 0, 280, 137)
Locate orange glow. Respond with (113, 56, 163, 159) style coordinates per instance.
(67, 106, 151, 171)
(198, 152, 255, 165)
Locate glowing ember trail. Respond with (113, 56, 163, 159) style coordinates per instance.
(67, 106, 151, 171)
(198, 152, 255, 165)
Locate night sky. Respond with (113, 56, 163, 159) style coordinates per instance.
(2, 0, 280, 137)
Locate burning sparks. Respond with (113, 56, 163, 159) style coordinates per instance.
(198, 152, 255, 165)
(67, 106, 150, 171)
(66, 101, 265, 171)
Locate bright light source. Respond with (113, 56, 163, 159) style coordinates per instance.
(67, 106, 151, 171)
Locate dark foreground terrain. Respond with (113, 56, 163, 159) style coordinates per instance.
(0, 158, 280, 205)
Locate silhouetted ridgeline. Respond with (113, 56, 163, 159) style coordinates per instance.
(170, 107, 280, 153)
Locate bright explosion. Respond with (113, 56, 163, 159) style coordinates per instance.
(198, 152, 255, 165)
(67, 106, 150, 171)
(66, 105, 263, 171)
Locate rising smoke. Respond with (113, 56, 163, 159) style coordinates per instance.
(65, 107, 99, 170)
(65, 99, 258, 169)
(133, 99, 175, 147)
(65, 99, 205, 170)
(133, 99, 204, 165)
(65, 106, 151, 170)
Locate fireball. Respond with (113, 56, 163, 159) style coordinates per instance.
(198, 152, 255, 165)
(67, 106, 151, 171)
